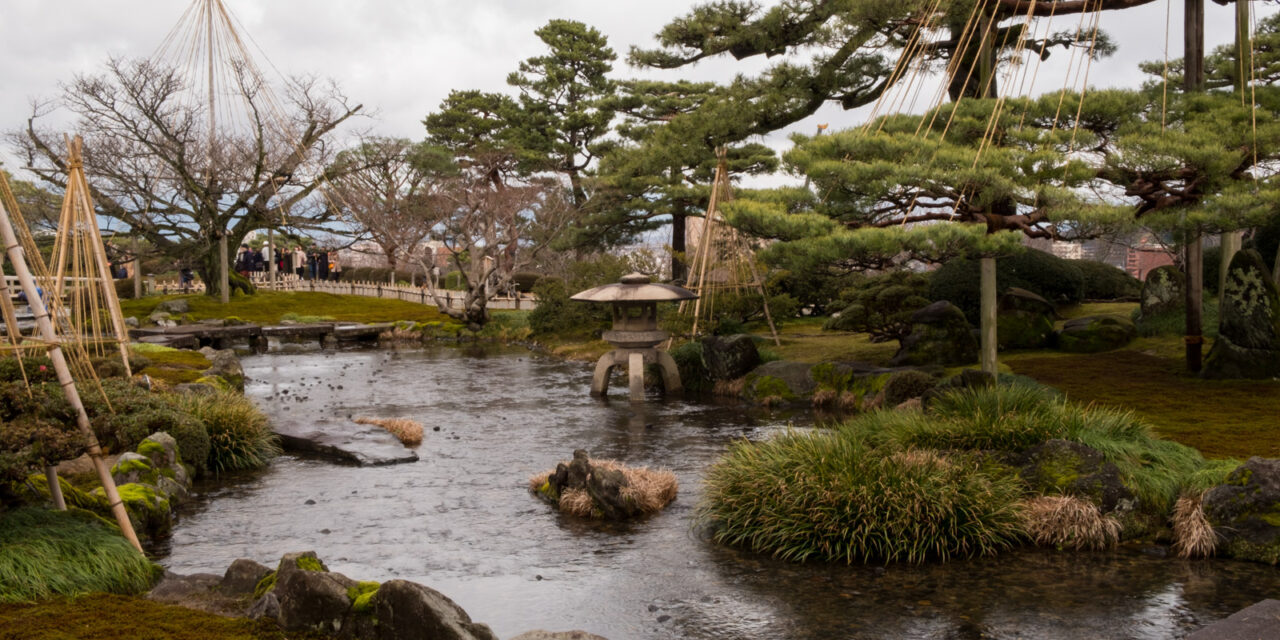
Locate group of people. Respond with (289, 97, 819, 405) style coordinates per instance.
(234, 244, 343, 282)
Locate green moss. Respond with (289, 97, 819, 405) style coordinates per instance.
(1225, 538, 1280, 565)
(1228, 467, 1254, 487)
(1259, 511, 1280, 528)
(295, 556, 325, 572)
(810, 363, 853, 393)
(535, 480, 559, 503)
(192, 376, 233, 392)
(347, 581, 379, 615)
(136, 440, 165, 458)
(110, 458, 153, 477)
(747, 375, 796, 402)
(138, 366, 204, 384)
(252, 571, 277, 599)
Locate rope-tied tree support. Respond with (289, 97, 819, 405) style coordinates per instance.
(0, 192, 143, 553)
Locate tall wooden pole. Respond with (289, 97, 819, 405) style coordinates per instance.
(205, 1, 229, 305)
(0, 194, 143, 552)
(1220, 0, 1251, 296)
(978, 9, 999, 377)
(132, 236, 142, 299)
(1184, 0, 1206, 372)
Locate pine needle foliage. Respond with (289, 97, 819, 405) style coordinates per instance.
(0, 508, 158, 603)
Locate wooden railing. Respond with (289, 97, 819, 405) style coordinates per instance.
(149, 274, 538, 311)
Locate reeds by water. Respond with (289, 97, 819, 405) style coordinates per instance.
(354, 416, 424, 447)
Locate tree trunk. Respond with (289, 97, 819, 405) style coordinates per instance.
(671, 212, 687, 283)
(947, 17, 999, 101)
(218, 233, 230, 303)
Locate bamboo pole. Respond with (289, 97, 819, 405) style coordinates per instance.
(67, 137, 132, 376)
(0, 194, 143, 552)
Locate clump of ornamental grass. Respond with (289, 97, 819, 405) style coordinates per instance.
(1021, 495, 1122, 551)
(0, 507, 159, 603)
(377, 326, 423, 343)
(171, 391, 279, 473)
(528, 458, 678, 518)
(1171, 493, 1217, 559)
(354, 416, 424, 447)
(701, 430, 1025, 564)
(867, 386, 1206, 513)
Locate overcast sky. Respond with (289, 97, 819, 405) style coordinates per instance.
(0, 0, 1271, 181)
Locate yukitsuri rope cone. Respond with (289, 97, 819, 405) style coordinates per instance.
(529, 449, 677, 520)
(0, 173, 143, 552)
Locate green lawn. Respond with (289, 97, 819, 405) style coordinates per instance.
(121, 292, 450, 326)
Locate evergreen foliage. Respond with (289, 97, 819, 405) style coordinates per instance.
(825, 271, 931, 343)
(928, 249, 1085, 323)
(1071, 259, 1140, 300)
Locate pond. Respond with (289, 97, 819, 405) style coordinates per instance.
(158, 345, 1280, 639)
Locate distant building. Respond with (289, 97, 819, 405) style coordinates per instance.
(1024, 232, 1176, 280)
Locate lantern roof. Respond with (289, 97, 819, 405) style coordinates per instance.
(570, 272, 697, 303)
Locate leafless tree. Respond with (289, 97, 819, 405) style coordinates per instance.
(328, 137, 451, 272)
(11, 57, 362, 297)
(418, 153, 572, 330)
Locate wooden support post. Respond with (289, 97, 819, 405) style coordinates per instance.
(219, 233, 230, 304)
(44, 466, 66, 511)
(267, 229, 277, 289)
(0, 195, 142, 552)
(132, 237, 142, 300)
(1186, 233, 1205, 372)
(980, 257, 998, 376)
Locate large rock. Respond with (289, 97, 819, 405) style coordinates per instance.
(1202, 458, 1280, 564)
(890, 301, 978, 366)
(200, 347, 245, 391)
(546, 450, 643, 520)
(1140, 265, 1185, 317)
(742, 361, 817, 402)
(1014, 439, 1133, 512)
(700, 334, 760, 381)
(342, 579, 499, 640)
(1202, 250, 1280, 380)
(997, 287, 1055, 350)
(156, 298, 191, 314)
(111, 452, 158, 486)
(1055, 315, 1135, 353)
(271, 551, 357, 633)
(221, 558, 273, 597)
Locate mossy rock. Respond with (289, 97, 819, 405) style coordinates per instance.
(1055, 315, 1136, 353)
(742, 361, 817, 404)
(111, 453, 160, 486)
(889, 301, 978, 367)
(1013, 439, 1133, 513)
(997, 290, 1055, 350)
(91, 482, 173, 539)
(1202, 250, 1280, 380)
(1203, 457, 1280, 564)
(1139, 265, 1185, 317)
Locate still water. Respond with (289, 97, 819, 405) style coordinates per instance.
(159, 345, 1280, 639)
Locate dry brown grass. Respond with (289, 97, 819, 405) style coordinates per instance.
(712, 378, 747, 397)
(1021, 495, 1121, 551)
(354, 416, 424, 447)
(527, 457, 678, 518)
(811, 388, 837, 408)
(1171, 493, 1217, 559)
(377, 327, 422, 343)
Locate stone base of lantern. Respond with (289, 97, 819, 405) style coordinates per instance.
(590, 347, 682, 402)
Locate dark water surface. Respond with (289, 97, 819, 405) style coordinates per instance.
(160, 346, 1280, 639)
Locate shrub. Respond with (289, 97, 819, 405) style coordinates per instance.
(1070, 259, 1140, 300)
(0, 507, 159, 602)
(881, 370, 938, 407)
(928, 249, 1084, 323)
(764, 268, 861, 316)
(825, 270, 931, 342)
(0, 416, 83, 485)
(668, 341, 711, 394)
(171, 391, 278, 473)
(702, 432, 1026, 563)
(527, 277, 607, 337)
(0, 357, 56, 385)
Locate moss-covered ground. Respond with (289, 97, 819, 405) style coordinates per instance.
(0, 594, 328, 640)
(745, 317, 899, 365)
(120, 292, 450, 326)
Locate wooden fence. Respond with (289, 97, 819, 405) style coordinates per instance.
(149, 274, 537, 311)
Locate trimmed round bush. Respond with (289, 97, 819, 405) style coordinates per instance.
(882, 370, 938, 407)
(825, 271, 931, 342)
(928, 249, 1084, 323)
(1070, 259, 1140, 300)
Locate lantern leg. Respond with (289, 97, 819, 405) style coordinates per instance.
(628, 352, 645, 402)
(655, 350, 683, 396)
(591, 352, 616, 396)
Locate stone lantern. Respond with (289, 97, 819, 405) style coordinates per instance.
(571, 272, 697, 402)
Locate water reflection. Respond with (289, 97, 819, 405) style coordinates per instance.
(160, 346, 1280, 639)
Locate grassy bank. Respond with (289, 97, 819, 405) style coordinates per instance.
(0, 508, 158, 604)
(120, 292, 451, 326)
